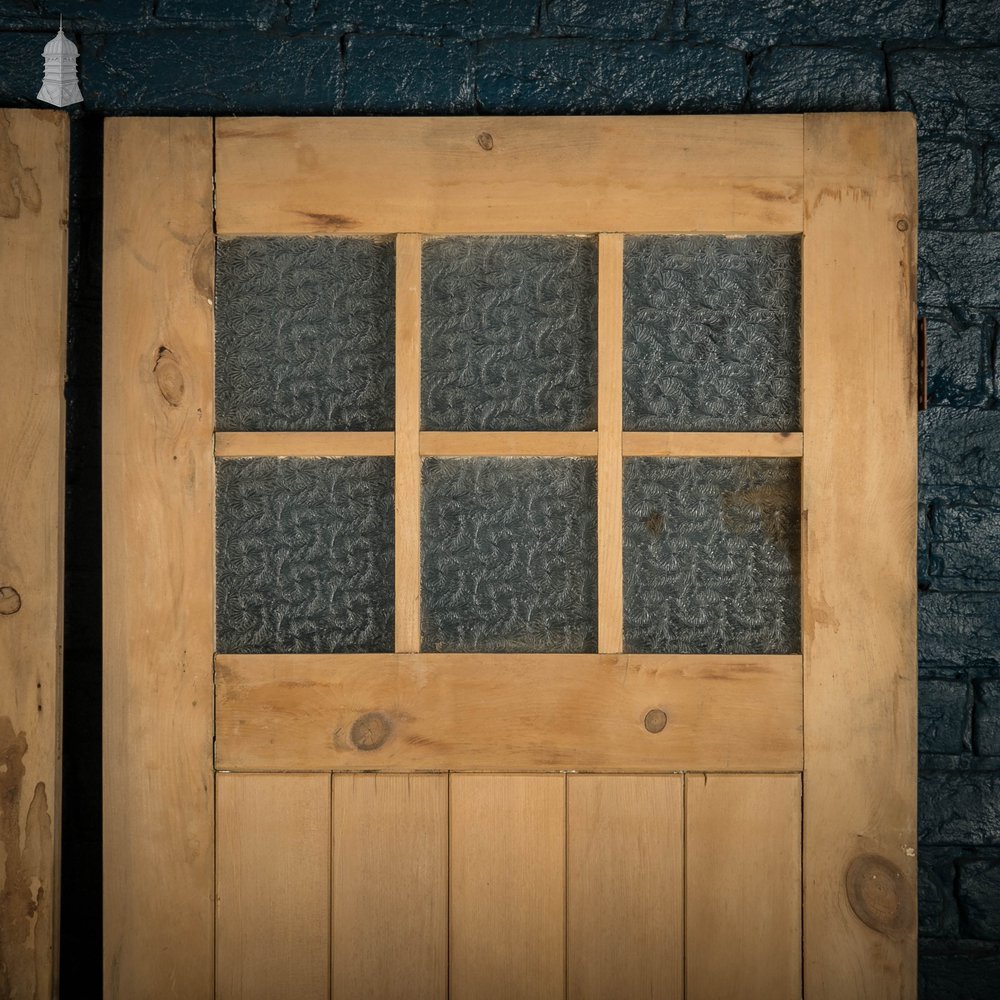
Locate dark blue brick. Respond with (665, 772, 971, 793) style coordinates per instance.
(750, 46, 885, 112)
(540, 0, 676, 39)
(959, 857, 1000, 938)
(686, 0, 937, 47)
(42, 1, 152, 29)
(945, 0, 1000, 45)
(919, 140, 976, 221)
(921, 678, 970, 754)
(343, 35, 472, 113)
(976, 681, 1000, 758)
(919, 772, 1000, 845)
(920, 849, 962, 938)
(920, 231, 1000, 310)
(919, 409, 1000, 489)
(931, 507, 1000, 587)
(84, 30, 340, 113)
(983, 147, 1000, 228)
(0, 31, 49, 106)
(289, 0, 537, 38)
(891, 48, 1000, 136)
(921, 949, 1000, 1000)
(925, 314, 990, 409)
(154, 0, 288, 29)
(919, 592, 1000, 665)
(477, 39, 746, 113)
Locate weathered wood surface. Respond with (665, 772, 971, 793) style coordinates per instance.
(216, 116, 804, 235)
(0, 108, 68, 1000)
(802, 112, 918, 999)
(103, 118, 215, 998)
(215, 653, 803, 772)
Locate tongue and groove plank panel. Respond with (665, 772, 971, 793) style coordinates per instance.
(0, 108, 68, 1000)
(104, 115, 916, 1000)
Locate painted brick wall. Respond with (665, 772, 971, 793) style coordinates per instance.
(1, 2, 997, 996)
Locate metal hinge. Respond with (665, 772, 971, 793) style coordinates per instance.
(917, 315, 927, 411)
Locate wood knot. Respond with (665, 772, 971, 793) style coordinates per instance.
(896, 218, 909, 232)
(0, 586, 21, 615)
(845, 853, 914, 939)
(477, 132, 494, 151)
(644, 708, 668, 734)
(350, 712, 391, 751)
(154, 346, 185, 406)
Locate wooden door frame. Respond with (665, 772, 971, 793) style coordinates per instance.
(103, 113, 917, 998)
(1, 108, 68, 1000)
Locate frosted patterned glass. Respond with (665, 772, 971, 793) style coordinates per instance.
(623, 235, 801, 431)
(623, 457, 800, 654)
(216, 457, 394, 654)
(216, 236, 395, 431)
(421, 236, 598, 430)
(421, 457, 598, 652)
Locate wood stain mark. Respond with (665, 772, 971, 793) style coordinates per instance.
(153, 346, 185, 406)
(0, 112, 43, 219)
(845, 853, 914, 941)
(0, 717, 53, 999)
(295, 211, 360, 230)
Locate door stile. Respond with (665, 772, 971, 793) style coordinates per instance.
(801, 112, 918, 998)
(103, 118, 216, 999)
(395, 234, 422, 653)
(597, 233, 624, 655)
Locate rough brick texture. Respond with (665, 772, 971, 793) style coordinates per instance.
(0, 0, 998, 993)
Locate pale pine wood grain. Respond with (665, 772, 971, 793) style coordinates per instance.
(215, 653, 802, 772)
(450, 774, 565, 1000)
(332, 774, 447, 999)
(567, 775, 683, 1000)
(103, 118, 215, 999)
(623, 431, 803, 457)
(216, 116, 804, 234)
(802, 113, 918, 998)
(686, 773, 802, 1000)
(395, 234, 422, 652)
(216, 773, 331, 1000)
(420, 430, 597, 457)
(0, 108, 67, 1000)
(597, 234, 624, 653)
(216, 431, 395, 457)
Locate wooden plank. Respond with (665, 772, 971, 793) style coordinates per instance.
(686, 773, 802, 1000)
(215, 653, 803, 772)
(332, 774, 447, 1000)
(395, 234, 421, 652)
(567, 776, 683, 1000)
(597, 234, 624, 653)
(450, 774, 565, 1000)
(420, 430, 597, 457)
(623, 431, 803, 458)
(103, 118, 215, 999)
(0, 108, 67, 1000)
(216, 430, 395, 457)
(217, 773, 331, 1000)
(216, 116, 804, 235)
(802, 113, 917, 998)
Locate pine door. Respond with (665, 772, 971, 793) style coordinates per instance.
(103, 115, 917, 999)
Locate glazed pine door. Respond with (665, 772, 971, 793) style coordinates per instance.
(103, 115, 917, 1000)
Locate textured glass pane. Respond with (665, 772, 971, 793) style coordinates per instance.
(421, 236, 598, 430)
(623, 235, 801, 431)
(422, 457, 597, 652)
(216, 457, 394, 653)
(216, 236, 395, 431)
(623, 458, 800, 654)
